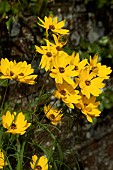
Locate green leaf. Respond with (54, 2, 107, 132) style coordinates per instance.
(98, 36, 109, 46)
(53, 161, 58, 170)
(0, 79, 9, 87)
(6, 16, 14, 32)
(18, 141, 26, 170)
(0, 0, 10, 15)
(56, 142, 63, 167)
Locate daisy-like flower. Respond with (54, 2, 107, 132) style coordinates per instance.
(44, 104, 63, 125)
(0, 58, 18, 80)
(70, 52, 88, 75)
(50, 34, 67, 51)
(35, 40, 57, 71)
(50, 51, 77, 86)
(38, 15, 69, 36)
(77, 67, 105, 99)
(89, 53, 112, 79)
(16, 61, 37, 85)
(76, 95, 101, 122)
(0, 58, 37, 85)
(2, 111, 31, 135)
(0, 150, 7, 169)
(30, 155, 48, 170)
(54, 81, 81, 109)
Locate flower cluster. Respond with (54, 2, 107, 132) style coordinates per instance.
(0, 58, 37, 84)
(36, 15, 112, 123)
(0, 15, 71, 169)
(0, 15, 112, 169)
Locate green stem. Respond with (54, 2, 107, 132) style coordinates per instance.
(16, 136, 26, 170)
(0, 80, 9, 110)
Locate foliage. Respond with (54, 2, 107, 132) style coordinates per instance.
(0, 0, 47, 32)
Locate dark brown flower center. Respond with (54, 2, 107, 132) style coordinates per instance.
(60, 90, 66, 96)
(84, 103, 88, 107)
(50, 114, 56, 120)
(10, 71, 14, 76)
(11, 123, 17, 130)
(56, 46, 62, 51)
(59, 67, 65, 73)
(19, 73, 24, 76)
(92, 66, 97, 71)
(36, 165, 42, 170)
(73, 65, 78, 70)
(85, 80, 91, 86)
(46, 52, 52, 57)
(49, 25, 55, 30)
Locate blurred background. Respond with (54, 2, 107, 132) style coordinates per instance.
(0, 0, 113, 169)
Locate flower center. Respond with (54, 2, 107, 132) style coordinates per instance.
(46, 52, 52, 57)
(59, 67, 65, 73)
(10, 71, 14, 76)
(84, 103, 88, 106)
(50, 114, 56, 120)
(36, 165, 42, 170)
(92, 66, 97, 71)
(85, 80, 91, 86)
(73, 65, 78, 70)
(49, 25, 55, 30)
(60, 90, 66, 96)
(11, 123, 17, 130)
(19, 73, 24, 76)
(56, 46, 62, 51)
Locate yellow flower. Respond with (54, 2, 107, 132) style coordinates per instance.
(54, 81, 81, 109)
(50, 51, 77, 86)
(89, 54, 112, 79)
(17, 74, 37, 85)
(0, 58, 37, 85)
(70, 52, 88, 75)
(16, 61, 37, 85)
(35, 40, 57, 71)
(44, 104, 63, 125)
(0, 150, 7, 169)
(76, 95, 101, 122)
(38, 15, 69, 36)
(2, 111, 31, 135)
(77, 67, 105, 99)
(97, 64, 112, 79)
(30, 155, 48, 170)
(50, 34, 67, 51)
(0, 58, 18, 80)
